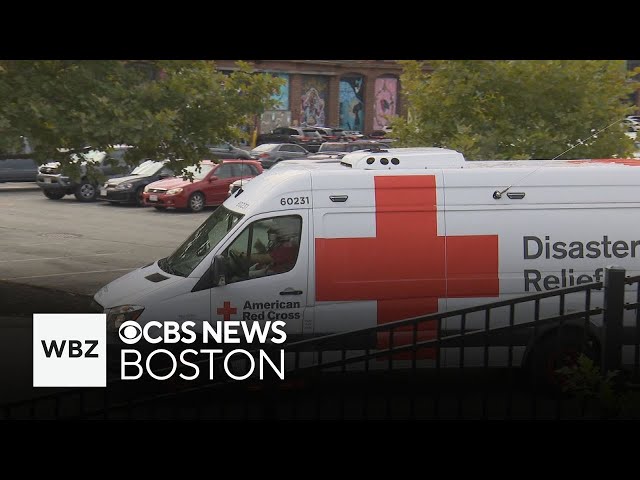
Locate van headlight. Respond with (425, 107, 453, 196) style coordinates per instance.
(105, 305, 145, 331)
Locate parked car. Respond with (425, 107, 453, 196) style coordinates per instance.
(256, 127, 323, 152)
(143, 159, 262, 212)
(0, 154, 39, 182)
(308, 126, 347, 142)
(249, 143, 310, 169)
(207, 142, 252, 160)
(368, 130, 389, 140)
(99, 160, 174, 206)
(36, 147, 132, 201)
(342, 130, 365, 141)
(317, 140, 390, 154)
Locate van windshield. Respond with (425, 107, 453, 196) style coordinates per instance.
(159, 206, 243, 277)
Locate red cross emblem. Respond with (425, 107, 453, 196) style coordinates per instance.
(315, 176, 499, 357)
(216, 301, 237, 321)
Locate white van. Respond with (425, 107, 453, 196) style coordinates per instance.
(93, 148, 640, 368)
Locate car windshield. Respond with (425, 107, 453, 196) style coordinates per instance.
(131, 160, 165, 176)
(71, 149, 105, 164)
(160, 206, 243, 277)
(182, 163, 214, 180)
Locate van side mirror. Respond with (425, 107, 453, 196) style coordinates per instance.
(211, 254, 227, 287)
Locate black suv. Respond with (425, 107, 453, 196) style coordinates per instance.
(256, 127, 323, 152)
(37, 147, 132, 202)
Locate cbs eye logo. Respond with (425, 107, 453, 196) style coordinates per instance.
(118, 321, 142, 344)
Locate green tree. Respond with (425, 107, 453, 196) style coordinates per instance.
(0, 60, 283, 176)
(392, 60, 638, 160)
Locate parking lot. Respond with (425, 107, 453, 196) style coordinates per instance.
(0, 188, 209, 296)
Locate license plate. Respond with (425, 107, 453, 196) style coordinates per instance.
(100, 188, 107, 197)
(149, 195, 158, 202)
(44, 178, 51, 183)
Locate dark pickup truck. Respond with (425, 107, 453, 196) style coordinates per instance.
(256, 127, 323, 153)
(37, 147, 131, 202)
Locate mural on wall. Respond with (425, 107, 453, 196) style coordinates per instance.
(271, 73, 290, 110)
(339, 75, 365, 132)
(300, 76, 328, 126)
(373, 77, 398, 130)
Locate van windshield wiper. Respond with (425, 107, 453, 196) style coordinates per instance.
(158, 257, 176, 275)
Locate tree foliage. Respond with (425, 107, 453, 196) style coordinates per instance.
(392, 60, 638, 160)
(0, 60, 283, 176)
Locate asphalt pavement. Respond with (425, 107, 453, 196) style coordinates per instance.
(0, 187, 211, 404)
(0, 188, 208, 295)
(0, 182, 39, 192)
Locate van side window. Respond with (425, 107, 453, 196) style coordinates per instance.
(223, 215, 302, 284)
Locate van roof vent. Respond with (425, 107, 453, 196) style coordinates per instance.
(340, 147, 466, 170)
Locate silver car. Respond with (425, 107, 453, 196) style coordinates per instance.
(249, 143, 309, 169)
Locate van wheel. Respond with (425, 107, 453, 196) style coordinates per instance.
(74, 181, 98, 202)
(527, 327, 599, 391)
(188, 192, 205, 212)
(44, 191, 65, 200)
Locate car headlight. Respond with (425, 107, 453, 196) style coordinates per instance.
(105, 305, 145, 331)
(115, 183, 134, 190)
(144, 185, 150, 193)
(166, 188, 183, 195)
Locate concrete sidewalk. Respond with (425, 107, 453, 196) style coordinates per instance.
(0, 182, 39, 192)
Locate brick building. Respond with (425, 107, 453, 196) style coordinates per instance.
(214, 60, 406, 135)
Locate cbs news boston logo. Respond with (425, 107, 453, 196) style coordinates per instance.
(33, 314, 106, 387)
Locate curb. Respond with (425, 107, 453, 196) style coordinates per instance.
(0, 183, 40, 192)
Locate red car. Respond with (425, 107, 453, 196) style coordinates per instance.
(142, 159, 262, 212)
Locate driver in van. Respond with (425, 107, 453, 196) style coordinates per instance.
(248, 216, 300, 278)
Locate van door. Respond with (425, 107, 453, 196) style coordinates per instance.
(312, 171, 447, 353)
(210, 210, 309, 341)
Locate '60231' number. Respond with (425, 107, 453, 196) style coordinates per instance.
(280, 196, 310, 206)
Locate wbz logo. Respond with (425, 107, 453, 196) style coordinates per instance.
(33, 314, 106, 387)
(41, 339, 99, 358)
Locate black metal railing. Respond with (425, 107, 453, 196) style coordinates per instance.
(3, 266, 640, 420)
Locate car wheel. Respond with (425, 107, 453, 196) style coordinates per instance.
(43, 191, 65, 200)
(188, 192, 205, 213)
(134, 186, 145, 207)
(154, 206, 166, 211)
(74, 181, 98, 202)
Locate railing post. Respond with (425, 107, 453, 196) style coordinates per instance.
(602, 266, 626, 373)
